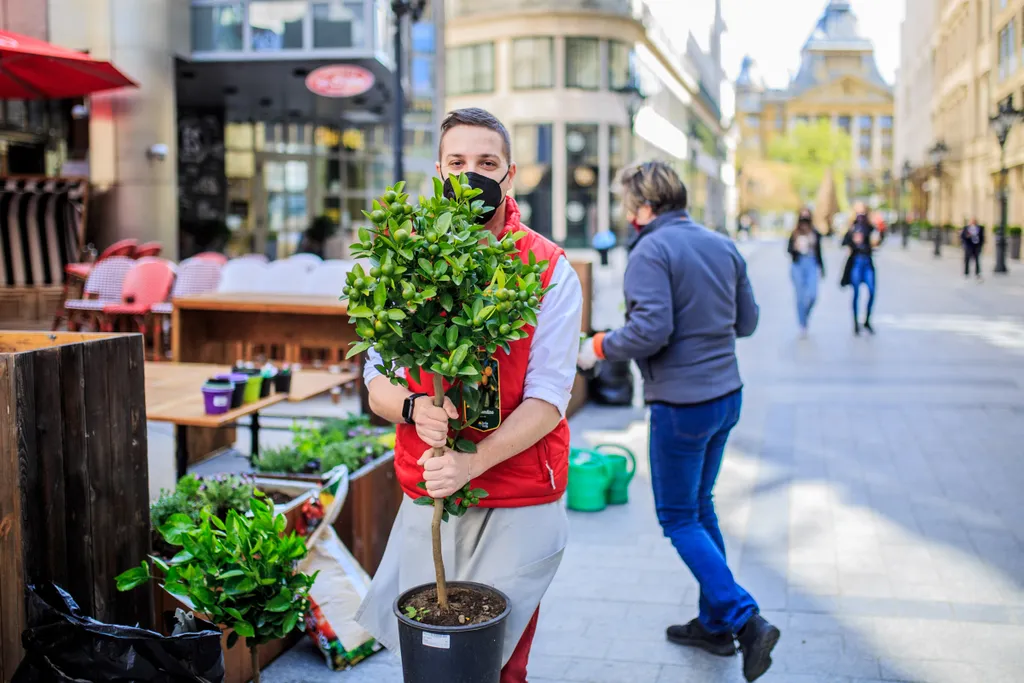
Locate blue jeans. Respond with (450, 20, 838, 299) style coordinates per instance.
(790, 255, 819, 328)
(649, 392, 758, 635)
(850, 255, 875, 321)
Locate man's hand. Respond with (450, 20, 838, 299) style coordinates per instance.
(577, 337, 599, 370)
(418, 447, 472, 499)
(413, 396, 459, 448)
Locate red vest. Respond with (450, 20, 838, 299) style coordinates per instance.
(394, 197, 571, 508)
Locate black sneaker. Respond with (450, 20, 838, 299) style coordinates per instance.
(854, 321, 861, 336)
(737, 615, 780, 681)
(666, 618, 736, 657)
(863, 321, 875, 335)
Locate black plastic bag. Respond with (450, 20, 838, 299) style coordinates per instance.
(13, 583, 225, 683)
(588, 359, 635, 406)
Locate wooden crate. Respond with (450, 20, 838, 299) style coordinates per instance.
(0, 331, 151, 682)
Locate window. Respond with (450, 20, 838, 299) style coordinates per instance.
(446, 43, 495, 95)
(250, 0, 306, 51)
(312, 1, 364, 48)
(512, 38, 554, 90)
(999, 21, 1017, 79)
(880, 116, 893, 129)
(566, 38, 600, 90)
(565, 124, 599, 247)
(859, 116, 873, 166)
(513, 124, 553, 238)
(608, 41, 633, 90)
(838, 115, 851, 134)
(192, 4, 244, 51)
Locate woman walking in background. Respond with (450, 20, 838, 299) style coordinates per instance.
(576, 161, 780, 682)
(841, 203, 879, 335)
(787, 209, 825, 337)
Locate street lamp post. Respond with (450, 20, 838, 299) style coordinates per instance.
(616, 82, 645, 165)
(391, 0, 426, 183)
(900, 159, 913, 249)
(989, 98, 1022, 274)
(928, 140, 949, 257)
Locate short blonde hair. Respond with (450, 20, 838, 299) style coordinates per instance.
(616, 161, 688, 216)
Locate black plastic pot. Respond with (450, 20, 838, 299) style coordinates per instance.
(275, 371, 292, 394)
(230, 382, 245, 409)
(393, 582, 511, 683)
(259, 376, 273, 398)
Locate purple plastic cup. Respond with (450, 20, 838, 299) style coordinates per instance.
(202, 382, 233, 415)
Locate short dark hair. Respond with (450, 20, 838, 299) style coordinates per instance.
(439, 108, 512, 162)
(616, 161, 688, 215)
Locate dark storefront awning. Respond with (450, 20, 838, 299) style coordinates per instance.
(176, 56, 394, 123)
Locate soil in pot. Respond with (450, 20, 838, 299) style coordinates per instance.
(400, 585, 506, 627)
(265, 490, 294, 506)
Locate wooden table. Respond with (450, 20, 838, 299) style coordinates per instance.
(171, 293, 356, 365)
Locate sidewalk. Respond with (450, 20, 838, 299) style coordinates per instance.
(264, 238, 1024, 683)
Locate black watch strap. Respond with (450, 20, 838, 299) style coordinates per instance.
(403, 393, 427, 424)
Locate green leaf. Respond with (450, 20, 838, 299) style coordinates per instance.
(233, 621, 255, 639)
(470, 488, 489, 499)
(266, 591, 293, 612)
(413, 496, 434, 506)
(434, 260, 449, 277)
(374, 283, 387, 308)
(412, 333, 430, 350)
(115, 564, 150, 592)
(455, 439, 477, 453)
(479, 305, 496, 321)
(227, 630, 240, 649)
(358, 227, 371, 243)
(346, 341, 372, 359)
(446, 325, 459, 349)
(394, 180, 406, 193)
(347, 305, 373, 319)
(433, 176, 444, 197)
(282, 611, 299, 636)
(169, 550, 194, 565)
(440, 292, 454, 311)
(418, 258, 434, 275)
(521, 307, 538, 326)
(387, 309, 407, 320)
(451, 345, 468, 369)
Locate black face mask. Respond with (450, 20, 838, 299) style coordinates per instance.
(443, 168, 510, 224)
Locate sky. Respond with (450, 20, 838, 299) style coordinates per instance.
(720, 0, 905, 87)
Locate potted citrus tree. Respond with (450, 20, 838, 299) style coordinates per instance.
(343, 177, 550, 681)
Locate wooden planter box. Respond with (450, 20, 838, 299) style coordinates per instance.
(0, 331, 151, 682)
(333, 453, 403, 577)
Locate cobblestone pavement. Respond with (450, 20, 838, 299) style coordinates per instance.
(263, 239, 1024, 683)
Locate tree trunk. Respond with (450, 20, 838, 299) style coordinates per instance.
(251, 644, 260, 683)
(431, 373, 450, 611)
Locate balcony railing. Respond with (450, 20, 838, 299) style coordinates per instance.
(445, 0, 635, 20)
(190, 0, 389, 57)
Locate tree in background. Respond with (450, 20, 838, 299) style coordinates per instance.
(768, 120, 853, 208)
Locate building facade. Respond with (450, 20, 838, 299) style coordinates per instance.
(736, 0, 895, 218)
(442, 0, 733, 248)
(894, 0, 937, 186)
(5, 0, 444, 259)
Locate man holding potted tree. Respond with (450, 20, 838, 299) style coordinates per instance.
(355, 108, 584, 682)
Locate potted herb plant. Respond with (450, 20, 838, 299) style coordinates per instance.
(117, 493, 317, 683)
(342, 178, 550, 680)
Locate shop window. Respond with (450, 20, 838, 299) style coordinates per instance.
(250, 0, 306, 51)
(608, 40, 633, 91)
(192, 4, 244, 52)
(512, 38, 554, 90)
(513, 124, 553, 238)
(312, 1, 365, 48)
(838, 115, 851, 134)
(566, 38, 600, 90)
(447, 43, 495, 95)
(565, 124, 599, 248)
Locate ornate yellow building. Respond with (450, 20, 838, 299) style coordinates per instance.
(735, 0, 894, 217)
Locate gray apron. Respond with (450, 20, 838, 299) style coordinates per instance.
(355, 496, 569, 666)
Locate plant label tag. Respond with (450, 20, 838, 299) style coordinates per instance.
(213, 396, 229, 407)
(422, 632, 450, 649)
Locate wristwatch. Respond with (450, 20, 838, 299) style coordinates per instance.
(403, 393, 427, 425)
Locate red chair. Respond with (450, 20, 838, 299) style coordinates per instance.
(101, 260, 176, 354)
(53, 238, 138, 330)
(133, 242, 163, 259)
(193, 251, 229, 265)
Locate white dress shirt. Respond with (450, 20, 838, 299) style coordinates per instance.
(363, 256, 582, 416)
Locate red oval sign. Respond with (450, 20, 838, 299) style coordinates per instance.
(305, 65, 375, 98)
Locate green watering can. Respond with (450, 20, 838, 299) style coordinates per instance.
(566, 444, 638, 512)
(594, 443, 637, 505)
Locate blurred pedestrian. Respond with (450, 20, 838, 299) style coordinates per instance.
(840, 202, 879, 335)
(787, 208, 825, 337)
(737, 213, 753, 241)
(577, 161, 780, 682)
(961, 217, 985, 281)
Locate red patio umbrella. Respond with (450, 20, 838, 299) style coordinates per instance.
(0, 30, 136, 99)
